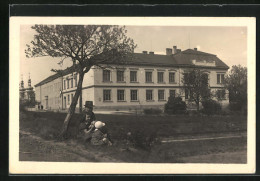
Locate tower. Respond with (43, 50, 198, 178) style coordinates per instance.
(20, 74, 24, 89)
(28, 73, 31, 88)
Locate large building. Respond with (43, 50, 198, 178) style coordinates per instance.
(35, 46, 229, 111)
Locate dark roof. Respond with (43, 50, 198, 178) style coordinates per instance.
(35, 49, 229, 87)
(34, 66, 76, 87)
(120, 49, 229, 69)
(172, 49, 229, 69)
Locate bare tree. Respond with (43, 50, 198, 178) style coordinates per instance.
(25, 25, 136, 137)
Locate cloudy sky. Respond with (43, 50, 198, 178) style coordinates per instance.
(20, 25, 247, 87)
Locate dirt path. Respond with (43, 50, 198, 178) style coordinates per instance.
(19, 130, 120, 162)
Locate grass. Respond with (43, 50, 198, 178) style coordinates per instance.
(19, 111, 247, 163)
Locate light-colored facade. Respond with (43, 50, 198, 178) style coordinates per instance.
(35, 77, 62, 110)
(35, 47, 229, 111)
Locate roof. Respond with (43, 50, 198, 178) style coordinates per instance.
(116, 49, 229, 69)
(172, 49, 229, 68)
(34, 66, 75, 87)
(35, 49, 229, 87)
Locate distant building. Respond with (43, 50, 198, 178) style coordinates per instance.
(19, 73, 35, 103)
(35, 46, 229, 111)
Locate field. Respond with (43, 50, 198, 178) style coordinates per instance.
(19, 111, 247, 163)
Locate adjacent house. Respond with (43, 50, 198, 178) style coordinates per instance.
(34, 46, 229, 111)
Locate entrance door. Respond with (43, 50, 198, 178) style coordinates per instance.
(45, 96, 48, 109)
(64, 96, 67, 109)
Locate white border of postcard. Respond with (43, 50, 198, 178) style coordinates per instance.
(9, 17, 256, 174)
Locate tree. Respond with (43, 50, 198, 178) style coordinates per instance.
(224, 65, 247, 111)
(25, 25, 136, 137)
(182, 69, 211, 111)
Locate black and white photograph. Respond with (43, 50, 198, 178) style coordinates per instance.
(9, 17, 256, 174)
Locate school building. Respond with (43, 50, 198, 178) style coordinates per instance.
(34, 46, 229, 111)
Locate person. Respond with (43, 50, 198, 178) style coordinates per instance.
(91, 121, 112, 146)
(78, 101, 96, 141)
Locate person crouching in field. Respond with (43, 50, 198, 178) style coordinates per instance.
(78, 101, 96, 142)
(91, 121, 113, 146)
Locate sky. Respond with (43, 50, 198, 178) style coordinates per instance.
(20, 25, 247, 87)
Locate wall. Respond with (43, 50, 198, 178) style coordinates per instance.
(35, 86, 41, 102)
(61, 69, 95, 110)
(36, 77, 62, 110)
(91, 65, 228, 110)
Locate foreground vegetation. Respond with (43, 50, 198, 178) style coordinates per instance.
(19, 111, 247, 163)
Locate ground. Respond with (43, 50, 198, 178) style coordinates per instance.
(19, 111, 247, 163)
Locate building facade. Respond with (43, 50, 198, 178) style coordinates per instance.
(35, 46, 229, 111)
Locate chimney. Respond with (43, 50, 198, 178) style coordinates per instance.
(166, 48, 172, 55)
(176, 49, 181, 53)
(194, 48, 197, 51)
(149, 51, 154, 55)
(173, 46, 177, 54)
(142, 51, 147, 54)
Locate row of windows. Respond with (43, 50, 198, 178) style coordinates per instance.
(103, 89, 176, 102)
(63, 74, 78, 90)
(104, 70, 226, 85)
(184, 89, 226, 100)
(103, 70, 176, 83)
(64, 93, 74, 105)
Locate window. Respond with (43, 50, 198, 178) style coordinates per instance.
(117, 90, 125, 101)
(103, 70, 111, 82)
(130, 90, 138, 101)
(64, 80, 66, 90)
(202, 73, 209, 85)
(185, 89, 194, 100)
(68, 94, 70, 105)
(169, 72, 175, 83)
(185, 89, 189, 100)
(130, 71, 137, 82)
(217, 89, 226, 99)
(117, 70, 124, 82)
(145, 72, 153, 83)
(103, 89, 111, 101)
(217, 73, 225, 84)
(67, 79, 70, 89)
(71, 94, 73, 102)
(158, 72, 164, 83)
(64, 96, 67, 108)
(74, 74, 77, 87)
(158, 90, 165, 100)
(71, 77, 73, 88)
(146, 90, 153, 101)
(169, 90, 176, 97)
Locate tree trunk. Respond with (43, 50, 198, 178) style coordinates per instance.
(59, 72, 85, 138)
(196, 101, 200, 111)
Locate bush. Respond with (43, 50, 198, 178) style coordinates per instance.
(126, 130, 158, 151)
(164, 96, 187, 114)
(143, 108, 162, 115)
(229, 102, 243, 111)
(201, 99, 222, 115)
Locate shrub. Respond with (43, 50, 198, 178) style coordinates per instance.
(164, 96, 187, 114)
(201, 99, 221, 115)
(229, 102, 243, 111)
(126, 130, 158, 151)
(143, 108, 162, 115)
